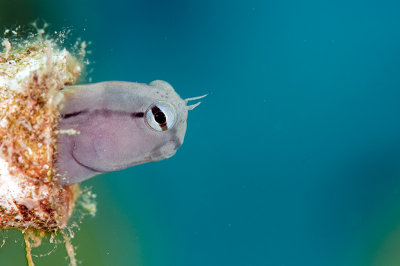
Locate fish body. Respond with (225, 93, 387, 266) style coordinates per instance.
(56, 80, 189, 185)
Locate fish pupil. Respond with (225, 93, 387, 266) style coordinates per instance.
(154, 111, 166, 125)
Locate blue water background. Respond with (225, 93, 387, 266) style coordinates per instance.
(1, 0, 400, 265)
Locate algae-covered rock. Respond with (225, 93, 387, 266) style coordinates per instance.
(0, 29, 84, 231)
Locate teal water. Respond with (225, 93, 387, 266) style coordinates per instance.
(2, 0, 400, 265)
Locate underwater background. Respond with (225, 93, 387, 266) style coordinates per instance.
(1, 0, 400, 265)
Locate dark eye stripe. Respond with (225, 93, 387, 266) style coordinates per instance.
(62, 109, 145, 120)
(131, 112, 144, 118)
(61, 110, 88, 119)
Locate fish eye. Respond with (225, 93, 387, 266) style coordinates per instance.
(145, 102, 176, 131)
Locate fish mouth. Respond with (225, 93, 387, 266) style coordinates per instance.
(148, 139, 180, 161)
(150, 150, 177, 161)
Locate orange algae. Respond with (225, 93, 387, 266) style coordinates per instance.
(0, 29, 82, 231)
(0, 26, 97, 266)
